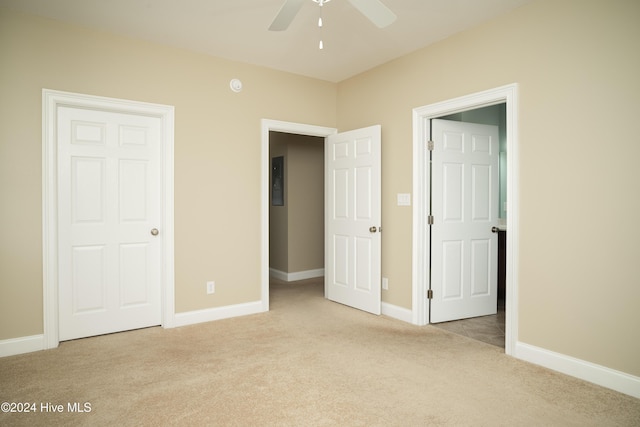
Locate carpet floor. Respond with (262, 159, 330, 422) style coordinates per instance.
(1, 277, 638, 426)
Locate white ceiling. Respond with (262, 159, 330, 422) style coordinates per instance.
(0, 0, 532, 82)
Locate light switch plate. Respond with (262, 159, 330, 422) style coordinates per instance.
(397, 193, 411, 206)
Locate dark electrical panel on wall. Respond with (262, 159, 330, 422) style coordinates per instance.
(272, 156, 284, 206)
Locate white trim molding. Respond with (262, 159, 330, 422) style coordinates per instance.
(381, 302, 413, 323)
(269, 268, 325, 282)
(412, 83, 520, 357)
(42, 89, 176, 350)
(515, 342, 640, 399)
(0, 335, 46, 358)
(173, 301, 264, 328)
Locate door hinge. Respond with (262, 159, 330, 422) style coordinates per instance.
(427, 289, 433, 299)
(427, 215, 434, 225)
(427, 140, 434, 151)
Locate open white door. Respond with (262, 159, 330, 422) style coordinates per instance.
(326, 125, 381, 315)
(57, 106, 162, 340)
(430, 119, 499, 323)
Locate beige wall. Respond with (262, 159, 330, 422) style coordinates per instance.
(269, 132, 324, 275)
(287, 136, 324, 273)
(337, 0, 640, 376)
(0, 9, 337, 338)
(269, 138, 289, 273)
(2, 0, 639, 380)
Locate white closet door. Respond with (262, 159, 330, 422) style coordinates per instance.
(57, 106, 162, 340)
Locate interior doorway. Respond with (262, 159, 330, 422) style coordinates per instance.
(412, 84, 519, 355)
(260, 120, 337, 311)
(430, 105, 506, 348)
(430, 107, 507, 349)
(261, 120, 383, 315)
(268, 131, 325, 283)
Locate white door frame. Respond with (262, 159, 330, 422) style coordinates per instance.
(412, 84, 519, 355)
(260, 119, 337, 310)
(42, 89, 176, 349)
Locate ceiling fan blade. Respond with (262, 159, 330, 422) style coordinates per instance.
(269, 0, 306, 31)
(348, 0, 397, 28)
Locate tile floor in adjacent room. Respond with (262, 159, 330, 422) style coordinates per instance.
(432, 302, 505, 348)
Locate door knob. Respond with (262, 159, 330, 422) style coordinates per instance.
(369, 226, 377, 233)
(491, 227, 500, 233)
(150, 228, 159, 236)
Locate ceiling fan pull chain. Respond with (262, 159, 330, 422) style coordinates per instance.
(316, 0, 327, 49)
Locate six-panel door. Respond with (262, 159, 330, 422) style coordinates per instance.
(430, 119, 499, 323)
(57, 106, 162, 340)
(326, 125, 381, 315)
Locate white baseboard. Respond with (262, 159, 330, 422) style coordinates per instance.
(269, 268, 324, 282)
(381, 302, 413, 323)
(172, 300, 265, 328)
(269, 268, 289, 281)
(515, 341, 640, 399)
(0, 334, 45, 358)
(1, 302, 266, 357)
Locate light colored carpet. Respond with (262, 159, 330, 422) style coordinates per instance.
(1, 277, 638, 426)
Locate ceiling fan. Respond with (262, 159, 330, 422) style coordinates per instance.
(268, 0, 397, 31)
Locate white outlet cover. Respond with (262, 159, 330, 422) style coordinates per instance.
(397, 193, 411, 206)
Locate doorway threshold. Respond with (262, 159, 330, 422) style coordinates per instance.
(432, 303, 505, 348)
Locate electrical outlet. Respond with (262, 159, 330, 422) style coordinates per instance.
(206, 281, 215, 294)
(397, 193, 411, 206)
(382, 277, 389, 290)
